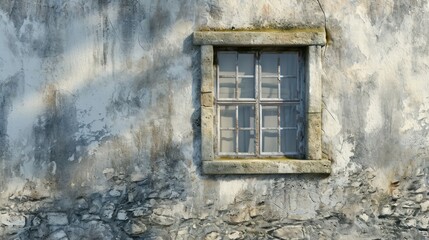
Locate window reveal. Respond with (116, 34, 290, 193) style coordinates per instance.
(216, 50, 305, 158)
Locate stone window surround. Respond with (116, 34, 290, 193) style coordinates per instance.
(194, 29, 331, 174)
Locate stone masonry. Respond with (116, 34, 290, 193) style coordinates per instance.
(1, 0, 429, 239)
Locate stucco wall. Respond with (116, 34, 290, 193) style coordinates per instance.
(0, 0, 428, 239)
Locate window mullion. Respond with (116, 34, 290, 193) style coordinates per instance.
(255, 52, 261, 157)
(277, 55, 281, 99)
(277, 105, 281, 153)
(216, 60, 220, 156)
(235, 105, 238, 154)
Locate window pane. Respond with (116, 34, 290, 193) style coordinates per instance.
(261, 77, 278, 98)
(280, 105, 297, 128)
(220, 130, 235, 153)
(262, 130, 278, 152)
(262, 106, 278, 128)
(238, 53, 254, 76)
(218, 52, 236, 75)
(238, 77, 254, 98)
(220, 106, 235, 128)
(280, 77, 298, 99)
(219, 77, 235, 98)
(261, 53, 278, 76)
(280, 53, 298, 76)
(238, 105, 255, 128)
(281, 129, 297, 153)
(238, 130, 255, 153)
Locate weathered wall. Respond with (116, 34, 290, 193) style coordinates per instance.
(0, 0, 428, 239)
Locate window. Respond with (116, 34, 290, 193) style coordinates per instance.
(194, 29, 331, 174)
(216, 50, 305, 158)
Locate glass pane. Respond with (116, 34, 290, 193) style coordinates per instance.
(281, 129, 297, 153)
(262, 106, 278, 128)
(218, 52, 236, 75)
(238, 130, 255, 153)
(238, 77, 254, 98)
(262, 130, 278, 152)
(261, 77, 278, 98)
(261, 53, 278, 76)
(280, 77, 298, 99)
(238, 105, 255, 128)
(280, 53, 298, 76)
(219, 77, 235, 98)
(238, 53, 254, 76)
(280, 105, 297, 128)
(220, 130, 235, 153)
(220, 106, 235, 128)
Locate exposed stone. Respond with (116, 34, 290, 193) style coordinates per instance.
(0, 213, 26, 227)
(117, 210, 128, 221)
(225, 208, 251, 224)
(402, 219, 417, 228)
(124, 219, 147, 236)
(420, 201, 429, 212)
(103, 168, 115, 180)
(101, 203, 115, 220)
(205, 231, 221, 240)
(415, 187, 426, 193)
(109, 189, 121, 197)
(149, 213, 175, 226)
(47, 213, 68, 226)
(89, 199, 102, 214)
(75, 198, 89, 210)
(417, 216, 429, 230)
(272, 225, 305, 240)
(81, 214, 101, 221)
(32, 216, 41, 226)
(358, 213, 369, 222)
(130, 172, 146, 182)
(176, 227, 190, 240)
(415, 194, 424, 203)
(379, 206, 393, 217)
(129, 207, 148, 217)
(46, 229, 68, 240)
(391, 189, 401, 200)
(228, 230, 243, 239)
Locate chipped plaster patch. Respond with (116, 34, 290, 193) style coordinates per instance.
(365, 94, 383, 133)
(218, 179, 246, 205)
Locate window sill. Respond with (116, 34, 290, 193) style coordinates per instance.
(202, 159, 331, 175)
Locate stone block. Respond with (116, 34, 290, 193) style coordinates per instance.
(272, 225, 305, 240)
(201, 92, 213, 107)
(201, 45, 214, 93)
(203, 159, 331, 174)
(124, 219, 147, 236)
(307, 45, 322, 113)
(420, 201, 429, 212)
(116, 210, 128, 221)
(193, 29, 326, 46)
(47, 213, 68, 226)
(306, 113, 322, 160)
(201, 106, 214, 161)
(149, 213, 175, 226)
(46, 229, 68, 240)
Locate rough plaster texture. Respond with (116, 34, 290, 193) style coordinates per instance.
(0, 0, 428, 239)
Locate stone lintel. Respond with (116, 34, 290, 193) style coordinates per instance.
(202, 159, 331, 174)
(193, 29, 326, 46)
